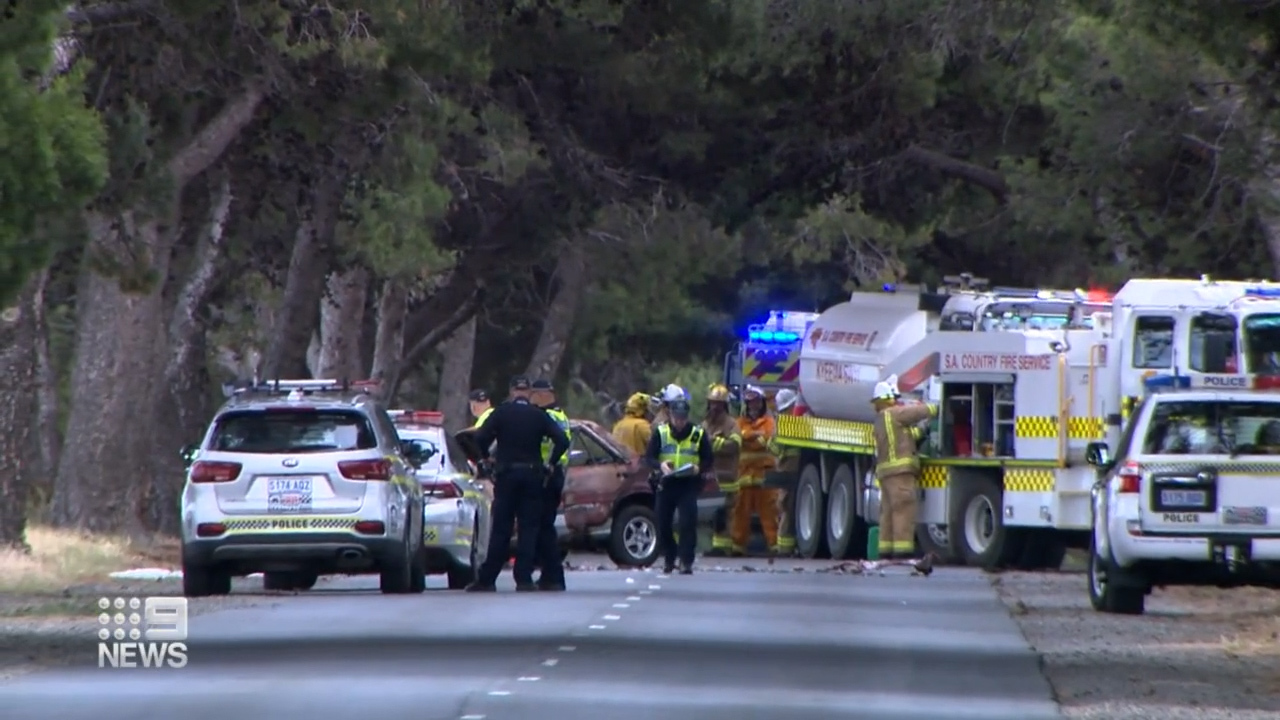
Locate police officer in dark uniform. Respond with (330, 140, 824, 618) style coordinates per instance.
(467, 376, 571, 592)
(645, 398, 714, 575)
(530, 379, 572, 591)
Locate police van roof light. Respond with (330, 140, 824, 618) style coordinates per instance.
(747, 329, 799, 343)
(1244, 287, 1280, 299)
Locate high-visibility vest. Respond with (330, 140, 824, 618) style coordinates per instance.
(541, 407, 572, 465)
(657, 424, 704, 471)
(472, 407, 493, 428)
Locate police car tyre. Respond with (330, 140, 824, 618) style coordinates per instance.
(825, 463, 868, 559)
(1088, 534, 1145, 614)
(447, 521, 480, 589)
(379, 521, 418, 594)
(293, 571, 318, 590)
(608, 504, 660, 567)
(794, 463, 830, 559)
(947, 476, 1023, 569)
(410, 545, 427, 593)
(263, 571, 297, 591)
(182, 561, 231, 598)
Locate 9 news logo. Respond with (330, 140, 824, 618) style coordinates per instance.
(96, 596, 189, 669)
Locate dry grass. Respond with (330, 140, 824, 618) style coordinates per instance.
(1159, 586, 1280, 659)
(0, 526, 179, 595)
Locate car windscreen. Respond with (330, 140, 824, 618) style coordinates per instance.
(1141, 400, 1280, 455)
(209, 409, 377, 454)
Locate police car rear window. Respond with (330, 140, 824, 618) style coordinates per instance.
(1142, 401, 1280, 455)
(210, 410, 377, 453)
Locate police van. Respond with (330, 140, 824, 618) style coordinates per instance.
(1085, 373, 1280, 614)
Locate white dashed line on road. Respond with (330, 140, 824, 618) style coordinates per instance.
(517, 676, 541, 682)
(612, 603, 630, 608)
(588, 624, 606, 629)
(542, 658, 559, 667)
(487, 691, 510, 697)
(559, 645, 576, 651)
(648, 584, 661, 589)
(639, 590, 652, 595)
(460, 715, 485, 719)
(602, 614, 621, 620)
(626, 595, 641, 601)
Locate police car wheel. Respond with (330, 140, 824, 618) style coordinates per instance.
(1087, 535, 1145, 614)
(379, 522, 416, 594)
(182, 562, 231, 598)
(409, 546, 428, 593)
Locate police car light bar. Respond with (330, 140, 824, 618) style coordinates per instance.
(234, 378, 381, 395)
(747, 329, 801, 343)
(388, 410, 444, 425)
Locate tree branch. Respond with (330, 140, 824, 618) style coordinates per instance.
(67, 1, 160, 25)
(168, 83, 268, 187)
(899, 145, 1009, 202)
(389, 289, 484, 401)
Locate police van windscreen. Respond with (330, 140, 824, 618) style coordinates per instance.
(209, 410, 378, 453)
(1243, 314, 1280, 373)
(1142, 400, 1280, 455)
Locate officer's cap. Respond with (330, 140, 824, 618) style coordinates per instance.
(469, 389, 489, 402)
(668, 399, 691, 417)
(531, 379, 554, 391)
(510, 375, 531, 390)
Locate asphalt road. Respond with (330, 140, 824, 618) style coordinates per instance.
(0, 559, 1061, 720)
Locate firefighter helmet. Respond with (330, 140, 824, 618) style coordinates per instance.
(707, 384, 731, 403)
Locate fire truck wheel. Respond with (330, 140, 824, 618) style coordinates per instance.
(948, 476, 1021, 569)
(825, 463, 868, 559)
(794, 463, 830, 559)
(915, 523, 958, 565)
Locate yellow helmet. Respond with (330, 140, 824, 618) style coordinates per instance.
(625, 392, 651, 415)
(707, 384, 730, 403)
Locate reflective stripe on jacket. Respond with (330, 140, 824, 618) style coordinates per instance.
(658, 424, 704, 470)
(541, 408, 572, 465)
(872, 402, 937, 480)
(472, 407, 494, 428)
(701, 414, 741, 490)
(736, 414, 776, 484)
(768, 433, 801, 473)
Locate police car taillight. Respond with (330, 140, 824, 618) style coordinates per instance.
(1116, 461, 1141, 494)
(338, 459, 392, 480)
(422, 479, 460, 499)
(1255, 375, 1280, 390)
(190, 461, 242, 483)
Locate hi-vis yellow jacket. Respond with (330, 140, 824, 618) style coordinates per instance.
(872, 402, 938, 480)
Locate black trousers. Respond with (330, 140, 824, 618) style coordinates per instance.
(656, 476, 700, 568)
(536, 467, 565, 585)
(476, 465, 545, 586)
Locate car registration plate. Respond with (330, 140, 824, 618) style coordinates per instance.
(1224, 506, 1268, 526)
(267, 477, 313, 513)
(1160, 489, 1206, 508)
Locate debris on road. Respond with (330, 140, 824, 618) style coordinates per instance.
(995, 569, 1280, 719)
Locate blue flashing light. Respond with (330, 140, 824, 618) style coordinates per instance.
(746, 330, 799, 344)
(1143, 374, 1192, 392)
(882, 283, 896, 293)
(1245, 286, 1280, 298)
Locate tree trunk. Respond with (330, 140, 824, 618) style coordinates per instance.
(49, 85, 265, 534)
(0, 277, 43, 550)
(30, 269, 60, 508)
(261, 177, 342, 380)
(1252, 130, 1280, 278)
(437, 316, 477, 435)
(50, 213, 176, 534)
(316, 266, 370, 380)
(370, 279, 407, 396)
(150, 172, 234, 534)
(523, 243, 587, 381)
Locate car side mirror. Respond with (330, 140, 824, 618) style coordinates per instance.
(1085, 441, 1112, 468)
(401, 441, 434, 469)
(180, 444, 200, 469)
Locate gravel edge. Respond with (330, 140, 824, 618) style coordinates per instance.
(993, 569, 1280, 719)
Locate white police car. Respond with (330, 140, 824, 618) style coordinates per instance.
(389, 410, 493, 589)
(1086, 375, 1280, 614)
(179, 380, 427, 597)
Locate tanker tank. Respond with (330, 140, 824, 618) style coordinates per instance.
(798, 292, 931, 423)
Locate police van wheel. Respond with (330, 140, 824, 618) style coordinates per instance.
(1088, 536, 1145, 614)
(182, 562, 230, 598)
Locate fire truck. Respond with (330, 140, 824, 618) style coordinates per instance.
(765, 274, 1280, 570)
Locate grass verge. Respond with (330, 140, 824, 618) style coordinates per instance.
(0, 526, 180, 617)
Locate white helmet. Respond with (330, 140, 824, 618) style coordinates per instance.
(872, 374, 900, 402)
(775, 388, 799, 412)
(660, 383, 686, 403)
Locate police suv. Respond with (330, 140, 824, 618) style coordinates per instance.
(179, 380, 429, 597)
(1086, 374, 1280, 614)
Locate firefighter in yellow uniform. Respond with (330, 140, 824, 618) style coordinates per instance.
(769, 388, 801, 556)
(871, 374, 937, 575)
(702, 384, 742, 557)
(612, 393, 654, 457)
(732, 385, 779, 555)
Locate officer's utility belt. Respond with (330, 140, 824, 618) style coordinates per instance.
(496, 461, 544, 472)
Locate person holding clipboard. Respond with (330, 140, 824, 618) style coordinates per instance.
(645, 398, 714, 575)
